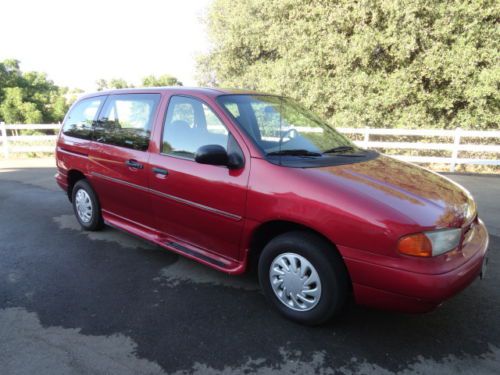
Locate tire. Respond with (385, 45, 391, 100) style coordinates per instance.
(72, 179, 104, 231)
(258, 231, 349, 325)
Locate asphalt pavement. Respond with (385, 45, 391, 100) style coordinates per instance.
(0, 159, 499, 375)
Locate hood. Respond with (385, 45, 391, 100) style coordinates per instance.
(314, 155, 476, 229)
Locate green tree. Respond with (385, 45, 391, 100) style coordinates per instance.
(110, 78, 132, 89)
(96, 78, 134, 91)
(0, 87, 42, 124)
(0, 59, 23, 104)
(95, 78, 108, 91)
(198, 0, 499, 130)
(141, 74, 182, 87)
(0, 59, 70, 124)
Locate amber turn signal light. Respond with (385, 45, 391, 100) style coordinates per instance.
(397, 233, 433, 257)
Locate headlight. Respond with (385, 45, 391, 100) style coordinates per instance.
(398, 228, 462, 257)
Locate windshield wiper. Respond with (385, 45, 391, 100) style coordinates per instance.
(266, 149, 322, 157)
(323, 146, 367, 157)
(322, 146, 355, 154)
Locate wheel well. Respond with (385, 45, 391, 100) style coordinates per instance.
(67, 170, 86, 202)
(248, 220, 341, 272)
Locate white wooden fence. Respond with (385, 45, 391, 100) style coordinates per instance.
(1, 123, 499, 172)
(339, 127, 500, 172)
(1, 123, 60, 158)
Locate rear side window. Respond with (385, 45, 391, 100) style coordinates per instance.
(94, 94, 160, 151)
(62, 97, 104, 139)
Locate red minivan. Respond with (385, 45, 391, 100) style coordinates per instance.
(55, 87, 489, 324)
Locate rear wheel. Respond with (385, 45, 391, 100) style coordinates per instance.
(258, 231, 349, 325)
(72, 179, 104, 231)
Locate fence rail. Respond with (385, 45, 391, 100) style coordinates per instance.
(0, 123, 499, 172)
(338, 127, 500, 171)
(0, 123, 61, 158)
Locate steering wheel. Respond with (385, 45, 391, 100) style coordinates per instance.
(280, 128, 299, 142)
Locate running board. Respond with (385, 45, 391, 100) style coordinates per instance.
(165, 241, 226, 268)
(161, 240, 245, 274)
(102, 211, 246, 274)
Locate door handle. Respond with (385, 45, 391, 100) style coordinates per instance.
(126, 159, 144, 169)
(152, 167, 168, 176)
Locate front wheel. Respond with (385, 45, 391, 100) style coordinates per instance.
(258, 231, 349, 325)
(72, 179, 104, 231)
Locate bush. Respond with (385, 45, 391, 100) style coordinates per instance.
(198, 0, 499, 130)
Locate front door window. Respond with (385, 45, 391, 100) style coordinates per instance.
(162, 96, 229, 158)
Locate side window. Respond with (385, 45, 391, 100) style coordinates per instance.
(95, 94, 160, 151)
(162, 96, 229, 158)
(62, 97, 103, 139)
(223, 102, 240, 118)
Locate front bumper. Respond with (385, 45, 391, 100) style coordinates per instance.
(342, 219, 489, 313)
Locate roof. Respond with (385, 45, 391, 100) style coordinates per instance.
(79, 86, 269, 99)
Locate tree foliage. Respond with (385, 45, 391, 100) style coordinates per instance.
(96, 78, 133, 91)
(142, 74, 183, 87)
(198, 0, 499, 129)
(0, 59, 73, 124)
(96, 74, 183, 91)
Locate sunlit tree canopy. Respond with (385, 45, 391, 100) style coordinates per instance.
(198, 0, 499, 130)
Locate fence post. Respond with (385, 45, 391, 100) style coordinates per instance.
(450, 127, 461, 172)
(0, 122, 8, 159)
(363, 127, 370, 149)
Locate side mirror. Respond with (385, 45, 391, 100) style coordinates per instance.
(195, 145, 229, 166)
(195, 144, 244, 169)
(227, 153, 244, 169)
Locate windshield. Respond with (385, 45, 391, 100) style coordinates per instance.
(217, 95, 360, 156)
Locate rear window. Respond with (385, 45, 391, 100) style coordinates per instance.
(62, 97, 104, 139)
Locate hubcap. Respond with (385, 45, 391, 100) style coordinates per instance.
(269, 252, 322, 311)
(75, 189, 93, 223)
